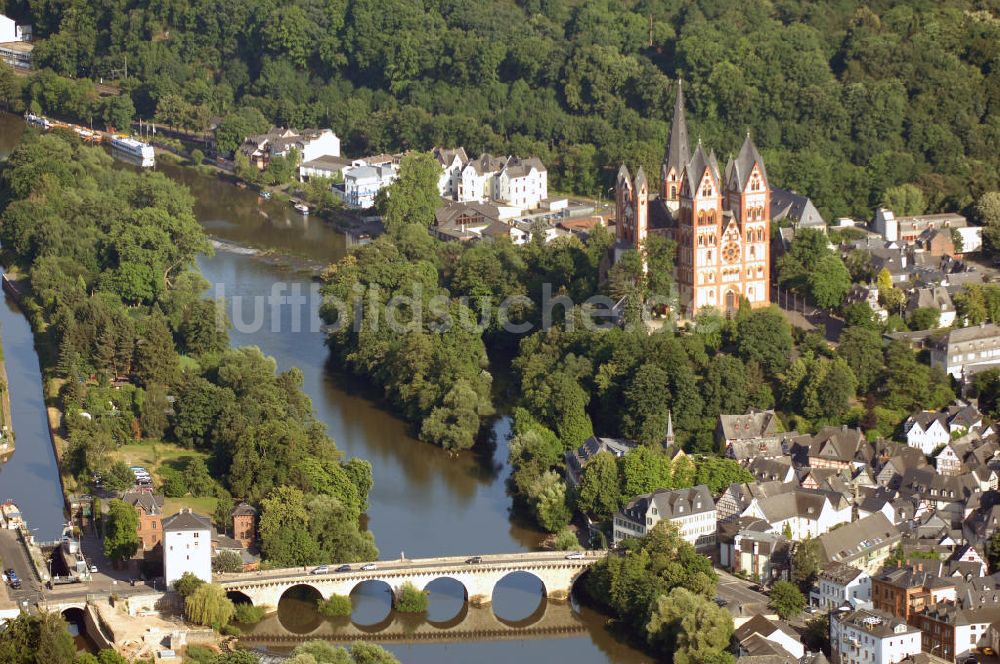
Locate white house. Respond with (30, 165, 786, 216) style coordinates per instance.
(240, 127, 339, 170)
(930, 324, 1000, 379)
(162, 509, 213, 585)
(0, 15, 30, 43)
(336, 163, 399, 209)
(496, 157, 548, 210)
(459, 154, 506, 203)
(907, 287, 956, 328)
(299, 155, 359, 182)
(830, 608, 922, 664)
(613, 485, 716, 550)
(434, 147, 469, 199)
(735, 615, 805, 659)
(296, 129, 340, 163)
(903, 412, 951, 455)
(743, 490, 850, 540)
(816, 562, 871, 609)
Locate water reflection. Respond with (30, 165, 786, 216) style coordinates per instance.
(276, 585, 325, 635)
(349, 580, 394, 628)
(425, 577, 467, 625)
(492, 571, 547, 625)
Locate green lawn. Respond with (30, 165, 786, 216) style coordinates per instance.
(164, 495, 218, 516)
(111, 441, 218, 516)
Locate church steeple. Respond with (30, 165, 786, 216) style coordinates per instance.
(662, 79, 690, 210)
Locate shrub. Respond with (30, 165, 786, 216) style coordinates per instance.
(317, 594, 352, 619)
(173, 571, 205, 598)
(212, 550, 245, 574)
(232, 602, 266, 625)
(394, 582, 428, 613)
(553, 527, 579, 550)
(185, 583, 235, 629)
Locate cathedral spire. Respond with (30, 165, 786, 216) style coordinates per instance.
(665, 410, 675, 448)
(664, 79, 690, 181)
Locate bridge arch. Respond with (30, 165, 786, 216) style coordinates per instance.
(349, 579, 394, 628)
(491, 570, 548, 626)
(226, 590, 253, 606)
(276, 584, 325, 635)
(424, 577, 468, 628)
(61, 606, 86, 627)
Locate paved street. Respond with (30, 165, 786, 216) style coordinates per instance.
(715, 569, 770, 617)
(0, 529, 43, 607)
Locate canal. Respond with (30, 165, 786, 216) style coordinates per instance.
(0, 114, 650, 662)
(0, 117, 66, 542)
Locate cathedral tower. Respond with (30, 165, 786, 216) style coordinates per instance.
(661, 79, 690, 212)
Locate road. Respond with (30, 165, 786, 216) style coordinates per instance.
(216, 550, 605, 584)
(0, 529, 43, 607)
(715, 568, 771, 616)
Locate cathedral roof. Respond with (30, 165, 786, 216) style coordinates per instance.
(664, 80, 690, 177)
(634, 165, 648, 189)
(685, 142, 720, 194)
(728, 133, 768, 192)
(617, 163, 631, 186)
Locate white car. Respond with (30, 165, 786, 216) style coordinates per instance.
(565, 552, 585, 560)
(360, 563, 377, 571)
(310, 565, 329, 575)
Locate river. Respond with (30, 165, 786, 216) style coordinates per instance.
(0, 114, 650, 663)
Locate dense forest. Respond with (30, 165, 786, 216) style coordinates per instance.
(0, 130, 377, 568)
(4, 0, 999, 220)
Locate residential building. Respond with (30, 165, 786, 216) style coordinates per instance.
(872, 210, 968, 245)
(735, 615, 805, 659)
(716, 480, 795, 523)
(904, 413, 952, 455)
(749, 457, 797, 484)
(792, 426, 873, 471)
(613, 81, 771, 317)
(123, 492, 164, 552)
(335, 163, 399, 209)
(298, 155, 358, 182)
(496, 157, 548, 209)
(845, 284, 889, 322)
(564, 436, 635, 487)
(239, 127, 340, 169)
(162, 509, 212, 585)
(717, 409, 785, 461)
(817, 562, 871, 609)
(434, 147, 469, 199)
(719, 518, 791, 585)
(910, 605, 1000, 662)
(815, 513, 901, 574)
(907, 288, 956, 328)
(872, 567, 959, 621)
(231, 502, 257, 549)
(930, 324, 1000, 380)
(0, 15, 31, 70)
(613, 485, 716, 549)
(743, 489, 850, 540)
(830, 608, 922, 664)
(935, 444, 964, 477)
(459, 154, 507, 203)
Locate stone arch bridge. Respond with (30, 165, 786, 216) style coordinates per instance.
(218, 550, 606, 608)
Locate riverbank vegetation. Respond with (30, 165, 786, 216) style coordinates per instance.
(6, 1, 999, 222)
(394, 582, 429, 613)
(0, 130, 377, 567)
(317, 594, 353, 619)
(586, 522, 732, 661)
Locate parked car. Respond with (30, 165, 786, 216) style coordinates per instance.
(565, 552, 585, 560)
(361, 563, 377, 571)
(310, 565, 329, 575)
(6, 569, 21, 590)
(335, 564, 351, 573)
(89, 565, 98, 574)
(713, 597, 728, 607)
(465, 556, 483, 564)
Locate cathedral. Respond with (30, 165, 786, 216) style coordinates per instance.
(614, 81, 771, 318)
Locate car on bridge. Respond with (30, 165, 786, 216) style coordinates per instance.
(564, 552, 585, 560)
(465, 556, 483, 564)
(361, 563, 377, 571)
(335, 564, 351, 573)
(310, 565, 329, 575)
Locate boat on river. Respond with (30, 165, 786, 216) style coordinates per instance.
(294, 202, 309, 214)
(109, 135, 155, 168)
(24, 113, 50, 129)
